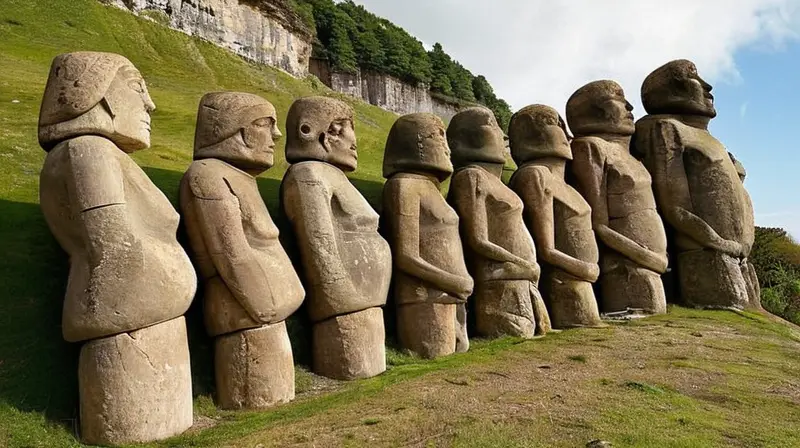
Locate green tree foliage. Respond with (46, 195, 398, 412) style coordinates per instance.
(751, 226, 800, 325)
(297, 0, 511, 127)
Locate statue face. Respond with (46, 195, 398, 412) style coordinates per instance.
(104, 67, 156, 152)
(241, 114, 282, 169)
(600, 86, 635, 134)
(322, 118, 357, 171)
(678, 67, 716, 117)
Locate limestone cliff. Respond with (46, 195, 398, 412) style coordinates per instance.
(106, 0, 312, 77)
(310, 58, 464, 121)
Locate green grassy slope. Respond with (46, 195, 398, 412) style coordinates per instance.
(0, 0, 398, 445)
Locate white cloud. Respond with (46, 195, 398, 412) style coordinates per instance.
(740, 101, 750, 119)
(351, 0, 800, 122)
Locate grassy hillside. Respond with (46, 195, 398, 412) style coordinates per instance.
(0, 0, 398, 445)
(0, 1, 799, 448)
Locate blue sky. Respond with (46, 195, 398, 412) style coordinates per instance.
(711, 43, 800, 238)
(353, 0, 800, 238)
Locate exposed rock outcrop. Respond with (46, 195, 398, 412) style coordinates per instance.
(106, 0, 312, 77)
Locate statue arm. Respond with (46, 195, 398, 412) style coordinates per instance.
(521, 168, 599, 282)
(189, 189, 276, 323)
(66, 139, 142, 271)
(392, 186, 474, 300)
(571, 139, 667, 273)
(454, 170, 537, 280)
(650, 121, 742, 256)
(286, 174, 359, 300)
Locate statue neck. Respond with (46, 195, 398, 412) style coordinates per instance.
(651, 114, 712, 130)
(526, 157, 566, 178)
(461, 162, 504, 179)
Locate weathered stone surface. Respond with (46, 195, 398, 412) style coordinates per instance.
(181, 92, 304, 338)
(446, 107, 550, 338)
(281, 96, 391, 379)
(634, 59, 758, 309)
(108, 0, 313, 77)
(508, 105, 602, 329)
(215, 321, 295, 410)
(79, 317, 192, 446)
(309, 59, 463, 121)
(38, 51, 197, 343)
(382, 113, 474, 357)
(566, 80, 668, 315)
(312, 307, 386, 380)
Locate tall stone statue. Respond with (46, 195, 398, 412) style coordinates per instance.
(566, 80, 668, 315)
(37, 52, 196, 446)
(280, 96, 391, 380)
(634, 59, 759, 309)
(728, 151, 762, 308)
(446, 107, 551, 338)
(508, 105, 603, 328)
(382, 113, 474, 358)
(180, 92, 305, 409)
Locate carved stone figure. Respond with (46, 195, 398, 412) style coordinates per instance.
(382, 113, 474, 358)
(446, 107, 551, 338)
(280, 96, 391, 380)
(566, 80, 668, 315)
(37, 52, 196, 445)
(634, 59, 759, 309)
(508, 105, 603, 328)
(728, 152, 761, 308)
(180, 92, 305, 409)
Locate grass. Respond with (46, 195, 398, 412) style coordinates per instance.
(0, 1, 799, 447)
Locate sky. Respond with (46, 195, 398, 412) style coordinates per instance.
(351, 0, 800, 239)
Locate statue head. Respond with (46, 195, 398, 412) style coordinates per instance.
(383, 113, 453, 182)
(641, 59, 716, 118)
(566, 80, 635, 137)
(285, 96, 357, 171)
(38, 51, 156, 152)
(193, 92, 281, 174)
(508, 104, 572, 165)
(447, 106, 507, 171)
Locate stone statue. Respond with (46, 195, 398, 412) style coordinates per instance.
(634, 59, 759, 309)
(37, 52, 196, 445)
(180, 92, 305, 409)
(566, 80, 668, 315)
(382, 113, 474, 358)
(446, 107, 551, 338)
(280, 96, 391, 380)
(727, 152, 761, 309)
(507, 105, 603, 328)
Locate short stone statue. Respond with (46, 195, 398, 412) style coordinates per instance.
(634, 59, 759, 309)
(382, 113, 474, 358)
(507, 105, 603, 328)
(446, 107, 551, 338)
(38, 52, 196, 446)
(180, 92, 305, 409)
(280, 96, 391, 380)
(566, 80, 668, 315)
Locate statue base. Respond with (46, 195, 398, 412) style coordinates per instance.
(312, 307, 386, 380)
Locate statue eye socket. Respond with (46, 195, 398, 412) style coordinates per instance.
(128, 80, 145, 94)
(252, 117, 273, 127)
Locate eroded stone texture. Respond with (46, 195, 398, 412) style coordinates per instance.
(79, 317, 192, 446)
(729, 152, 762, 309)
(313, 307, 386, 379)
(382, 113, 474, 358)
(215, 321, 295, 410)
(508, 105, 602, 329)
(180, 92, 304, 407)
(634, 59, 758, 309)
(281, 96, 391, 379)
(446, 107, 551, 338)
(566, 80, 668, 315)
(38, 52, 195, 445)
(38, 52, 196, 343)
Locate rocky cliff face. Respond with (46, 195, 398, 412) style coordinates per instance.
(310, 58, 464, 121)
(106, 0, 312, 77)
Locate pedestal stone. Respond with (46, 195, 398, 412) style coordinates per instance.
(312, 307, 386, 380)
